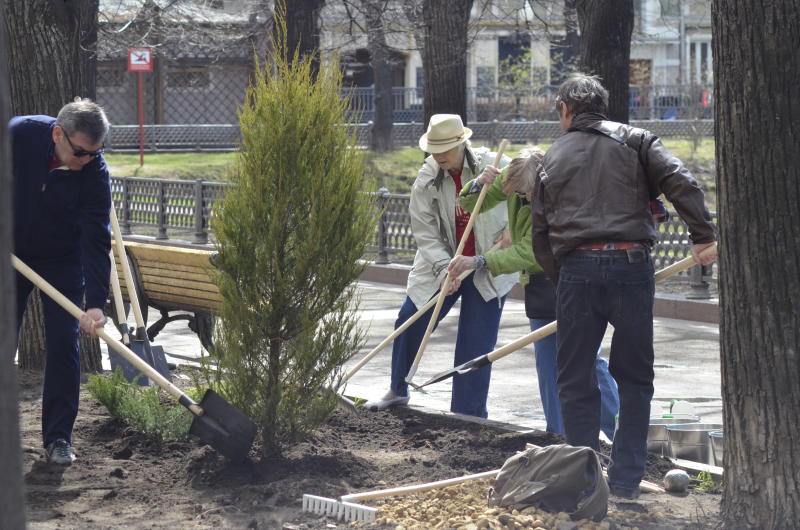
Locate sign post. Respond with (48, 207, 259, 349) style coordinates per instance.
(127, 48, 153, 167)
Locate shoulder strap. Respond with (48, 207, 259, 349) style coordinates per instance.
(567, 123, 654, 195)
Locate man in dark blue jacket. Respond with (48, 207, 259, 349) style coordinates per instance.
(11, 99, 112, 465)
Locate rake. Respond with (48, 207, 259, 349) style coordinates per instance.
(302, 468, 499, 522)
(404, 139, 509, 386)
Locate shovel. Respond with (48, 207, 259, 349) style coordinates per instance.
(405, 139, 509, 385)
(108, 207, 172, 382)
(341, 241, 503, 386)
(107, 249, 150, 385)
(414, 244, 718, 389)
(12, 254, 257, 462)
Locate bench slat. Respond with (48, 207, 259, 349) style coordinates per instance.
(140, 274, 221, 299)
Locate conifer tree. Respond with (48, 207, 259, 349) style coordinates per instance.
(208, 14, 375, 457)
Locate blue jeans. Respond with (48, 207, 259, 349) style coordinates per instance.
(555, 250, 655, 491)
(390, 274, 505, 418)
(15, 259, 83, 447)
(530, 318, 619, 439)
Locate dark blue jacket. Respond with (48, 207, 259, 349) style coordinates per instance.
(10, 115, 111, 309)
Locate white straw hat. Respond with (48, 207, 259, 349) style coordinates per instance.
(418, 114, 473, 153)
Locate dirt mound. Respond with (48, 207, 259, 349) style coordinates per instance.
(16, 368, 720, 529)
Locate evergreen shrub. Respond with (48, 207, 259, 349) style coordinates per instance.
(86, 368, 195, 442)
(205, 18, 377, 457)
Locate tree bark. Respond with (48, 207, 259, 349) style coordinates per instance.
(421, 0, 474, 129)
(362, 0, 393, 152)
(552, 0, 580, 84)
(0, 5, 27, 527)
(274, 0, 325, 78)
(576, 0, 633, 123)
(713, 0, 800, 527)
(4, 0, 99, 116)
(5, 0, 103, 371)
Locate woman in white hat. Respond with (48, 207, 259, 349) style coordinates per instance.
(365, 114, 516, 418)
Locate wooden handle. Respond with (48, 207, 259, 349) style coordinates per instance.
(108, 249, 131, 344)
(344, 241, 503, 383)
(341, 468, 500, 503)
(483, 243, 719, 366)
(109, 207, 146, 330)
(11, 255, 202, 416)
(654, 242, 717, 282)
(406, 140, 509, 383)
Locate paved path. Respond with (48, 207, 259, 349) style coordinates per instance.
(101, 280, 722, 432)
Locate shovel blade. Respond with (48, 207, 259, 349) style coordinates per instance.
(109, 340, 153, 386)
(147, 344, 173, 382)
(189, 389, 257, 462)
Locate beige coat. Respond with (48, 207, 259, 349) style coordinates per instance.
(406, 145, 517, 308)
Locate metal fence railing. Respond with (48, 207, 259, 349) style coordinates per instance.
(344, 85, 714, 123)
(112, 177, 717, 289)
(97, 72, 713, 126)
(107, 119, 713, 152)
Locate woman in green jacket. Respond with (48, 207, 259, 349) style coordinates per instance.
(449, 147, 619, 439)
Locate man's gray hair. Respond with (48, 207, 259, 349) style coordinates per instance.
(56, 98, 110, 145)
(555, 73, 609, 116)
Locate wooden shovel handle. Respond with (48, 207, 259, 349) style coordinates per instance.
(343, 241, 503, 383)
(485, 243, 718, 366)
(108, 249, 131, 344)
(109, 207, 146, 330)
(406, 140, 509, 383)
(11, 255, 203, 416)
(341, 468, 500, 503)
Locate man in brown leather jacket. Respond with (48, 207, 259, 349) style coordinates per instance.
(531, 73, 716, 499)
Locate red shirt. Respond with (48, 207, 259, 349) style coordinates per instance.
(450, 171, 476, 257)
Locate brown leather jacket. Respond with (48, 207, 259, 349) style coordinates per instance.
(531, 112, 716, 282)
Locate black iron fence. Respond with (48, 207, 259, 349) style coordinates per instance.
(112, 177, 717, 288)
(96, 75, 713, 126)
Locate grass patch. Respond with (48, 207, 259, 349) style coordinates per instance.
(105, 152, 236, 181)
(86, 368, 201, 442)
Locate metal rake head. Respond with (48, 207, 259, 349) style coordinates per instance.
(302, 494, 377, 523)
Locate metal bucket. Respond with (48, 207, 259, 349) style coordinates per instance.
(667, 423, 723, 464)
(709, 430, 724, 467)
(647, 416, 700, 456)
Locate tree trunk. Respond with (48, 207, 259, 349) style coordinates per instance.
(0, 6, 27, 527)
(713, 1, 800, 526)
(552, 0, 580, 84)
(576, 0, 633, 123)
(275, 0, 325, 78)
(421, 0, 474, 130)
(5, 0, 103, 371)
(4, 0, 99, 116)
(363, 1, 393, 152)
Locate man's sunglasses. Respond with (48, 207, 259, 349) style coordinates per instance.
(64, 133, 105, 158)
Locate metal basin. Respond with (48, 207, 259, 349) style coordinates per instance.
(647, 416, 700, 456)
(709, 430, 724, 467)
(667, 423, 723, 464)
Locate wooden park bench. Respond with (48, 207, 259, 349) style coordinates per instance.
(112, 238, 220, 352)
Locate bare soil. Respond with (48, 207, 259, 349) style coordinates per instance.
(17, 368, 721, 529)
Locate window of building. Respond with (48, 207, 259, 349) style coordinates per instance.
(660, 0, 681, 17)
(476, 67, 495, 97)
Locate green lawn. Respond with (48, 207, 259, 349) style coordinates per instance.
(106, 152, 237, 181)
(106, 137, 716, 197)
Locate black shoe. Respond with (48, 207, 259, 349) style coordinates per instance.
(609, 485, 640, 500)
(45, 439, 76, 465)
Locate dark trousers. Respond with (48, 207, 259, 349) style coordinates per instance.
(390, 274, 505, 418)
(555, 250, 655, 491)
(14, 260, 83, 447)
